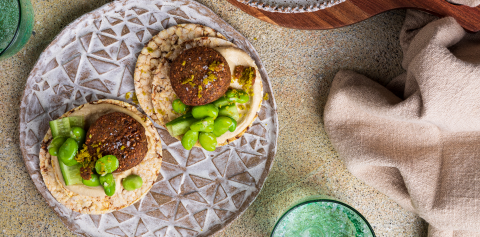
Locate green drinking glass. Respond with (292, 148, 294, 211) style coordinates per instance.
(0, 0, 34, 60)
(271, 196, 375, 237)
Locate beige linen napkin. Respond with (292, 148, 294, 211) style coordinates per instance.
(324, 8, 480, 237)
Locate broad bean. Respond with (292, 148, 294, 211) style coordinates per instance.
(172, 99, 189, 114)
(122, 174, 143, 191)
(99, 173, 115, 196)
(213, 116, 234, 137)
(199, 132, 217, 151)
(228, 117, 237, 132)
(181, 130, 199, 150)
(95, 155, 119, 175)
(58, 138, 79, 166)
(71, 127, 86, 146)
(225, 89, 249, 103)
(48, 137, 68, 156)
(190, 117, 214, 132)
(192, 104, 218, 119)
(82, 173, 100, 187)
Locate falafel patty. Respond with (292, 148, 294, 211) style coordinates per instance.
(85, 112, 148, 173)
(169, 46, 231, 106)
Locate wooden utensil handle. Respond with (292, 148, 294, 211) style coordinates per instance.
(227, 0, 480, 31)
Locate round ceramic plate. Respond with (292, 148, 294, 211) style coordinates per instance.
(234, 0, 346, 13)
(18, 0, 278, 236)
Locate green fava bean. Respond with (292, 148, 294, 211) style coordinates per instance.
(225, 89, 237, 98)
(190, 117, 214, 132)
(58, 138, 79, 166)
(192, 104, 218, 119)
(172, 99, 189, 114)
(48, 147, 59, 156)
(212, 96, 231, 108)
(181, 130, 198, 150)
(225, 89, 249, 103)
(70, 127, 86, 146)
(104, 185, 115, 197)
(99, 173, 116, 196)
(49, 136, 68, 149)
(228, 118, 237, 132)
(213, 116, 234, 137)
(82, 173, 100, 187)
(95, 155, 119, 175)
(71, 127, 85, 140)
(199, 132, 217, 151)
(122, 174, 143, 191)
(204, 124, 214, 133)
(235, 91, 250, 103)
(48, 136, 68, 156)
(99, 173, 114, 185)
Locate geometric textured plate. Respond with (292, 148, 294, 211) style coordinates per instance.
(18, 0, 277, 236)
(233, 0, 346, 13)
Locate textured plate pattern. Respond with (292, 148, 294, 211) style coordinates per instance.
(18, 0, 277, 236)
(235, 0, 346, 13)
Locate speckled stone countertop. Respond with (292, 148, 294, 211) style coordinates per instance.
(0, 0, 427, 236)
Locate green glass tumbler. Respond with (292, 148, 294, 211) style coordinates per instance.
(271, 196, 375, 237)
(0, 0, 34, 60)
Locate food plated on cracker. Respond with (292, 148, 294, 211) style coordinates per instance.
(134, 24, 263, 151)
(39, 23, 262, 214)
(39, 99, 162, 214)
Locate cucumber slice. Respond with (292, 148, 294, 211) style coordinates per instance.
(58, 159, 82, 186)
(166, 113, 197, 136)
(68, 116, 85, 128)
(170, 118, 198, 136)
(219, 103, 240, 121)
(166, 125, 174, 136)
(49, 116, 85, 138)
(49, 117, 71, 138)
(166, 113, 193, 126)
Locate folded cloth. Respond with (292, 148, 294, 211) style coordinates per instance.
(324, 8, 480, 237)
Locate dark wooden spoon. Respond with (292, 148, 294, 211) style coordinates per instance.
(227, 0, 480, 32)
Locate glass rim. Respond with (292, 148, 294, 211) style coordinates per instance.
(270, 198, 376, 237)
(0, 0, 23, 56)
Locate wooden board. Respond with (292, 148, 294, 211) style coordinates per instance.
(227, 0, 480, 32)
